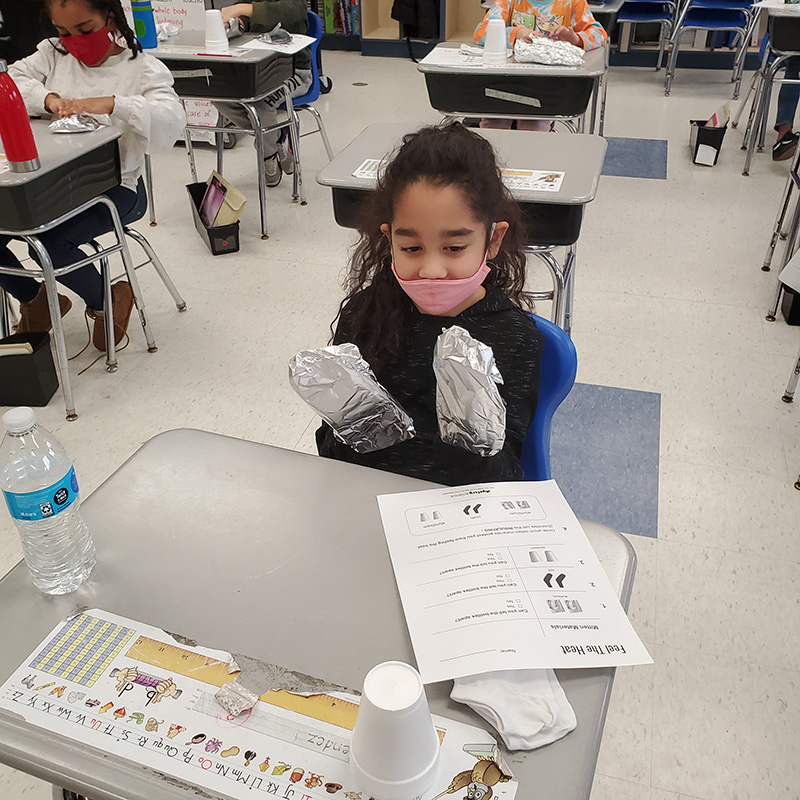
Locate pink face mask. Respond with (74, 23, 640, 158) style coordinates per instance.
(60, 27, 115, 66)
(392, 261, 491, 316)
(390, 224, 495, 316)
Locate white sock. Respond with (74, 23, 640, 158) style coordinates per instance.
(451, 669, 577, 751)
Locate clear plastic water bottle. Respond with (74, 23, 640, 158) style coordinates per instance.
(0, 407, 95, 595)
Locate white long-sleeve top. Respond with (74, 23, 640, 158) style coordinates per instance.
(10, 40, 186, 192)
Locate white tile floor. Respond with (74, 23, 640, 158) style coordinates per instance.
(1, 52, 799, 800)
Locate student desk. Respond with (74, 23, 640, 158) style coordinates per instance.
(418, 43, 608, 135)
(0, 121, 153, 421)
(316, 123, 607, 335)
(154, 31, 301, 239)
(0, 428, 636, 800)
(589, 0, 626, 34)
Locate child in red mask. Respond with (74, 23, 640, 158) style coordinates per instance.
(0, 0, 185, 350)
(316, 123, 545, 486)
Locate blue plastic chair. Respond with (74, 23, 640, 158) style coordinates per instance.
(520, 314, 578, 481)
(616, 0, 677, 71)
(280, 12, 334, 162)
(664, 0, 752, 94)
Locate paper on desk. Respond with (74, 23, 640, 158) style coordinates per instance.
(352, 158, 384, 179)
(501, 168, 565, 192)
(0, 608, 518, 800)
(421, 46, 568, 69)
(378, 480, 653, 683)
(753, 0, 800, 10)
(241, 33, 316, 54)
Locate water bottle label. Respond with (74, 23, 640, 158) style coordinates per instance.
(2, 467, 79, 521)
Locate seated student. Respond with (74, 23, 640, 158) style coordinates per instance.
(473, 0, 607, 132)
(316, 123, 545, 487)
(219, 1, 311, 187)
(1, 0, 185, 349)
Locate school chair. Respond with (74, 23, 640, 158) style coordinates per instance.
(615, 0, 677, 71)
(279, 12, 334, 164)
(737, 15, 800, 175)
(520, 313, 578, 481)
(664, 0, 752, 95)
(87, 178, 187, 370)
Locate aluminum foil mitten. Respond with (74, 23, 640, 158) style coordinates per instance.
(289, 343, 415, 453)
(513, 37, 585, 66)
(48, 114, 110, 133)
(433, 326, 506, 457)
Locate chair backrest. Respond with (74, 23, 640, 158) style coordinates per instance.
(294, 11, 323, 106)
(520, 314, 577, 482)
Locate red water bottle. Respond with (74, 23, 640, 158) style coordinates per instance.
(0, 59, 40, 173)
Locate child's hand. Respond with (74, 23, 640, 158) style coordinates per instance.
(552, 25, 582, 46)
(44, 93, 68, 115)
(515, 25, 536, 42)
(57, 96, 116, 117)
(221, 3, 253, 24)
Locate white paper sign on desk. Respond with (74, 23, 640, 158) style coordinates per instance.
(378, 480, 653, 684)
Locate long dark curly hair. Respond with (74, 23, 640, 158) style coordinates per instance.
(47, 0, 143, 59)
(334, 122, 530, 372)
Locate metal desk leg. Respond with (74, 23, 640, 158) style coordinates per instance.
(782, 345, 800, 402)
(525, 246, 567, 331)
(215, 130, 224, 176)
(599, 53, 610, 137)
(0, 289, 10, 339)
(763, 163, 798, 271)
(144, 155, 157, 227)
(100, 257, 118, 373)
(589, 75, 600, 135)
(243, 102, 270, 240)
(24, 238, 77, 421)
(565, 244, 577, 337)
(284, 89, 307, 206)
(184, 128, 198, 184)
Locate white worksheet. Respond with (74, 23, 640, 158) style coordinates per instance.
(378, 481, 652, 683)
(501, 168, 565, 192)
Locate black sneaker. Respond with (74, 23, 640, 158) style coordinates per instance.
(773, 131, 799, 162)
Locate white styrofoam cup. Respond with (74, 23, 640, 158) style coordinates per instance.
(349, 662, 440, 800)
(204, 9, 229, 53)
(483, 18, 508, 65)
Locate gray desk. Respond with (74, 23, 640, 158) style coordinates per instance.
(418, 42, 607, 134)
(0, 121, 121, 230)
(589, 0, 626, 34)
(0, 428, 635, 800)
(154, 31, 301, 239)
(316, 123, 607, 334)
(0, 120, 149, 422)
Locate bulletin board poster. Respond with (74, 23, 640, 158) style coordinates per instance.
(121, 0, 217, 131)
(0, 609, 519, 800)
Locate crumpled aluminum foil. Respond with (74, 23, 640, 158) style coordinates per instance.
(257, 23, 293, 44)
(48, 114, 110, 133)
(289, 343, 415, 453)
(513, 37, 585, 66)
(433, 326, 506, 457)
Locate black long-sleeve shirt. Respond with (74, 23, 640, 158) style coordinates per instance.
(316, 287, 544, 486)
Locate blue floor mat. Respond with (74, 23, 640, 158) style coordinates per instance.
(602, 137, 668, 180)
(550, 383, 661, 538)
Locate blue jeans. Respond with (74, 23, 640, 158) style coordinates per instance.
(776, 57, 800, 129)
(0, 183, 141, 311)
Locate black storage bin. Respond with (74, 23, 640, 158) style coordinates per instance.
(0, 332, 59, 407)
(781, 285, 800, 325)
(423, 73, 594, 117)
(186, 183, 240, 256)
(769, 15, 800, 53)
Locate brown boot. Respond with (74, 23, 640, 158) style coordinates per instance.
(88, 281, 135, 352)
(16, 284, 72, 333)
